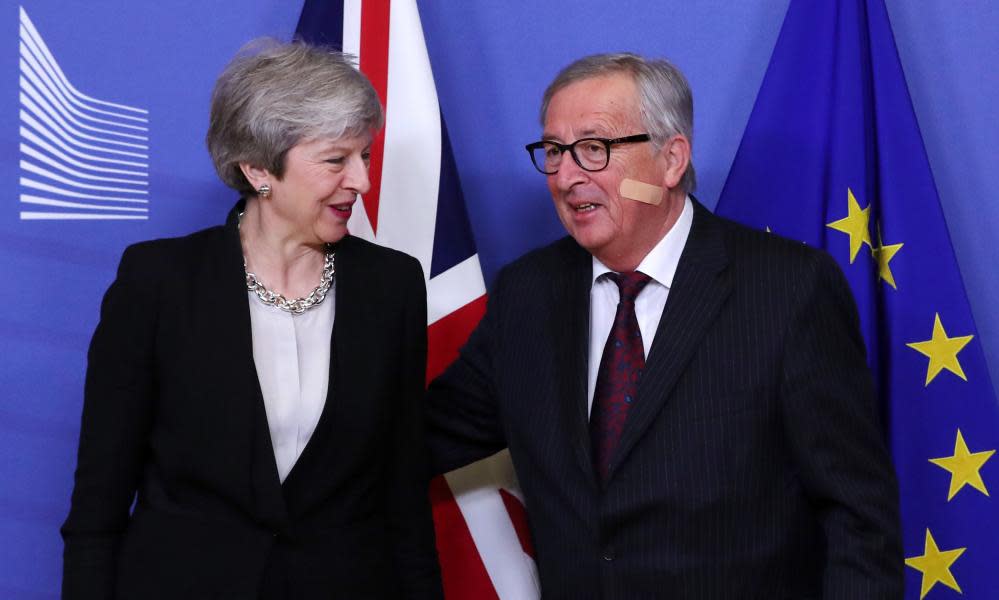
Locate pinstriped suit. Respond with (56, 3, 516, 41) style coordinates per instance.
(426, 200, 903, 599)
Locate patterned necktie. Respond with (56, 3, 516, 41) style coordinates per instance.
(590, 271, 652, 483)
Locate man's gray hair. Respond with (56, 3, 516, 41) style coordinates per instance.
(206, 39, 384, 195)
(540, 52, 696, 192)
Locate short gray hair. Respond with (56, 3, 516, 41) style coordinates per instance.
(540, 52, 696, 192)
(206, 39, 384, 195)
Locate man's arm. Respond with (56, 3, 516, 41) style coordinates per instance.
(780, 250, 904, 598)
(424, 271, 510, 475)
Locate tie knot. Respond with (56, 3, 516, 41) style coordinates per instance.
(607, 271, 652, 303)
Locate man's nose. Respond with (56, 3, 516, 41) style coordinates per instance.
(552, 151, 586, 190)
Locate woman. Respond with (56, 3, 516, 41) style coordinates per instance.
(61, 41, 442, 599)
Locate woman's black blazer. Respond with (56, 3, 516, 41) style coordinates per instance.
(62, 202, 442, 599)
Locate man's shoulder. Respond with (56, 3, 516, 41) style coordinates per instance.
(497, 236, 586, 282)
(700, 209, 849, 310)
(705, 209, 833, 274)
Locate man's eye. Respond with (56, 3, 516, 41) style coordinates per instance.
(544, 146, 562, 158)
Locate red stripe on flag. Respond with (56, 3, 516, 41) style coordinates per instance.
(426, 295, 488, 384)
(359, 0, 390, 234)
(498, 488, 535, 559)
(430, 475, 500, 600)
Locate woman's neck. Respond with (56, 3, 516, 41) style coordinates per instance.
(239, 199, 327, 299)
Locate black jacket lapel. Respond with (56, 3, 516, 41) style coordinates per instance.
(548, 239, 599, 489)
(607, 201, 732, 482)
(221, 201, 288, 526)
(279, 236, 360, 507)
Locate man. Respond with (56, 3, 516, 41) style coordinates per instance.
(425, 53, 902, 598)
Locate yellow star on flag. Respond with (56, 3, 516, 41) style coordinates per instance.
(929, 429, 995, 501)
(826, 187, 872, 263)
(871, 224, 903, 289)
(906, 313, 974, 386)
(905, 529, 965, 599)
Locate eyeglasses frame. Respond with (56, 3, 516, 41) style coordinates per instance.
(524, 133, 652, 174)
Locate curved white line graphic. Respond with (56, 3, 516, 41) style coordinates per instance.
(21, 161, 148, 195)
(21, 79, 149, 151)
(19, 7, 147, 116)
(20, 43, 148, 136)
(19, 7, 152, 220)
(20, 144, 147, 184)
(21, 116, 149, 168)
(20, 195, 149, 213)
(21, 212, 147, 220)
(21, 178, 149, 204)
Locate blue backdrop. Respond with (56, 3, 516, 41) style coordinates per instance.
(2, 1, 996, 597)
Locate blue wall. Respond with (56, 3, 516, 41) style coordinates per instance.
(1, 1, 995, 597)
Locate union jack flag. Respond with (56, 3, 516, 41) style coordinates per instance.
(296, 2, 539, 597)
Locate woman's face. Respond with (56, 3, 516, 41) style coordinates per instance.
(265, 134, 372, 245)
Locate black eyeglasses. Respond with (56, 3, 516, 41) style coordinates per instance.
(525, 134, 651, 175)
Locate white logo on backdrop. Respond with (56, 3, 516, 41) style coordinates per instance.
(18, 6, 150, 220)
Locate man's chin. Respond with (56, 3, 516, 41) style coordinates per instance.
(569, 232, 610, 256)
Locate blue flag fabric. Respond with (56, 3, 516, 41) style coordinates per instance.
(716, 1, 999, 597)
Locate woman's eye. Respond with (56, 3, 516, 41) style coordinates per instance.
(361, 151, 372, 164)
(325, 157, 346, 166)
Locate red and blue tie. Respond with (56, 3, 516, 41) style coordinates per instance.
(590, 271, 652, 483)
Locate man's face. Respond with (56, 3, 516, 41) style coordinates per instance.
(543, 73, 669, 268)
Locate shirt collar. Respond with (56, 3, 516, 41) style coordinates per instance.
(591, 194, 694, 289)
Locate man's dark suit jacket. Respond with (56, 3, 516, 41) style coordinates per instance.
(62, 203, 442, 599)
(426, 200, 903, 599)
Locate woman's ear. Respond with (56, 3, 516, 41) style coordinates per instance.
(238, 162, 272, 193)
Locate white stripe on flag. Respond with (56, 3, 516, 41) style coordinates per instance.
(342, 0, 361, 57)
(341, 0, 370, 239)
(428, 254, 487, 325)
(374, 0, 440, 281)
(445, 450, 541, 598)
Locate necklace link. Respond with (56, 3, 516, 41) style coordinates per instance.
(237, 210, 335, 314)
(244, 247, 335, 314)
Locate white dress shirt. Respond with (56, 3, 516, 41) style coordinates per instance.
(248, 282, 336, 482)
(587, 195, 693, 416)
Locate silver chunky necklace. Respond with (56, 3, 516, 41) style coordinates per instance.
(239, 212, 335, 315)
(244, 248, 335, 314)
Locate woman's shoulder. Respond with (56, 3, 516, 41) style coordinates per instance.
(336, 235, 422, 272)
(335, 236, 425, 299)
(117, 224, 230, 275)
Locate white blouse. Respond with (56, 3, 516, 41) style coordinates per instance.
(247, 283, 336, 483)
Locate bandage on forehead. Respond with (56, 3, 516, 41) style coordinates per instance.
(619, 178, 663, 206)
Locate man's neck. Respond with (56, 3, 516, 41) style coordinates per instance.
(595, 192, 687, 272)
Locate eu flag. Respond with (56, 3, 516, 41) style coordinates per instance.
(715, 1, 999, 597)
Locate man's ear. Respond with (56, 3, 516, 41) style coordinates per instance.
(239, 162, 272, 192)
(659, 135, 691, 190)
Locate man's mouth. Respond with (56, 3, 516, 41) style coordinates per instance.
(573, 203, 599, 213)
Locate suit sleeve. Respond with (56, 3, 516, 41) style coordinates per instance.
(423, 269, 508, 475)
(779, 251, 904, 598)
(385, 257, 444, 599)
(61, 245, 157, 600)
